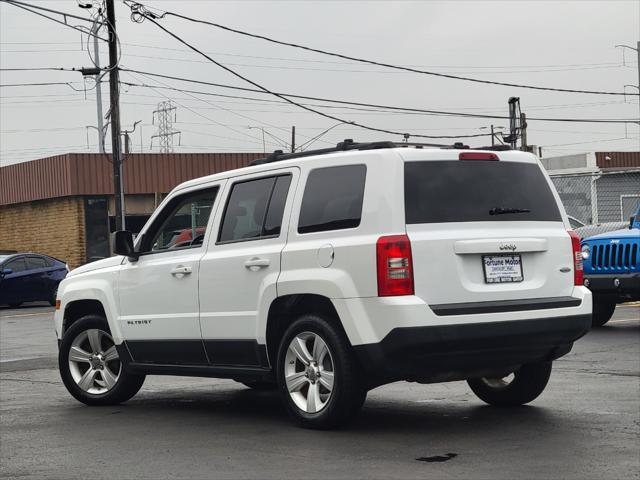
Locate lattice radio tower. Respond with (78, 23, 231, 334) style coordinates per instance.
(151, 101, 181, 153)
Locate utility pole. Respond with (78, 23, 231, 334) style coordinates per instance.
(490, 125, 495, 146)
(291, 126, 296, 153)
(91, 20, 105, 153)
(506, 97, 520, 149)
(615, 42, 640, 125)
(520, 112, 528, 151)
(106, 0, 125, 231)
(635, 40, 639, 125)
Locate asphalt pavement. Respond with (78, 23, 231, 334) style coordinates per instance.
(1, 302, 638, 479)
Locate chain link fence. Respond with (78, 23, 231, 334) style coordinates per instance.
(548, 169, 640, 237)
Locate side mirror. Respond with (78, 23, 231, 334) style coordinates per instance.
(113, 231, 139, 261)
(0, 268, 13, 277)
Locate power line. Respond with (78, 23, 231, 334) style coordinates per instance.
(0, 144, 93, 154)
(0, 92, 92, 99)
(118, 81, 634, 116)
(114, 42, 637, 69)
(130, 71, 322, 148)
(0, 82, 86, 88)
(0, 67, 80, 72)
(4, 45, 634, 77)
(2, 79, 628, 113)
(127, 70, 297, 144)
(3, 41, 638, 71)
(0, 0, 109, 42)
(124, 1, 639, 97)
(124, 70, 272, 147)
(110, 52, 636, 76)
(120, 69, 640, 125)
(119, 20, 491, 142)
(1, 126, 88, 134)
(1, 98, 96, 105)
(1, 69, 634, 124)
(179, 128, 279, 146)
(543, 137, 639, 148)
(2, 0, 96, 24)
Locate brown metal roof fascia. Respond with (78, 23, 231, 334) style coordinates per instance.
(0, 154, 73, 206)
(121, 153, 260, 194)
(1, 152, 263, 205)
(595, 151, 640, 169)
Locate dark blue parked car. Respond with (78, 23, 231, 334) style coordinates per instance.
(0, 253, 68, 308)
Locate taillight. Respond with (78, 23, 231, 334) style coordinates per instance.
(568, 230, 583, 286)
(459, 152, 499, 161)
(377, 234, 414, 296)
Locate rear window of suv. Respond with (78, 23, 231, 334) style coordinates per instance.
(404, 160, 562, 224)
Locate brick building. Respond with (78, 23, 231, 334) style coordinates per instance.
(0, 152, 262, 268)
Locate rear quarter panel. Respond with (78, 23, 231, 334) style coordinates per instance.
(278, 150, 406, 299)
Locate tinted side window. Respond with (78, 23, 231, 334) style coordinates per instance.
(298, 165, 366, 234)
(27, 257, 47, 270)
(263, 176, 292, 236)
(5, 258, 26, 273)
(219, 177, 276, 243)
(143, 187, 218, 252)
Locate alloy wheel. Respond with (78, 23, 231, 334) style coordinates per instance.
(284, 331, 335, 414)
(68, 329, 121, 395)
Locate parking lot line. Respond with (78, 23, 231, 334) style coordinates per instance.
(0, 312, 51, 319)
(607, 319, 640, 325)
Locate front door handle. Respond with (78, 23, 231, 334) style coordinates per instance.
(244, 257, 270, 269)
(170, 265, 192, 276)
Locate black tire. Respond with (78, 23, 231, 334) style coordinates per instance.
(591, 299, 616, 327)
(467, 361, 552, 407)
(240, 380, 277, 391)
(59, 315, 145, 406)
(276, 314, 365, 429)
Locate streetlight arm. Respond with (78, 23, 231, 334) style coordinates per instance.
(297, 122, 351, 151)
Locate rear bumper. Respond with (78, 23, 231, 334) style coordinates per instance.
(353, 314, 591, 386)
(584, 273, 640, 299)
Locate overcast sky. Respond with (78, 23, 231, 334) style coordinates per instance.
(1, 0, 639, 166)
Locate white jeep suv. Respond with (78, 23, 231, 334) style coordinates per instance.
(55, 140, 592, 429)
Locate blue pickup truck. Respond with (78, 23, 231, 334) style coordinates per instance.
(581, 205, 640, 327)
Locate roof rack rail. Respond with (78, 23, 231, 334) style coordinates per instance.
(396, 141, 464, 149)
(250, 139, 395, 165)
(476, 145, 512, 151)
(250, 139, 469, 165)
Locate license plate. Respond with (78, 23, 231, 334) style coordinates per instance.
(482, 254, 523, 283)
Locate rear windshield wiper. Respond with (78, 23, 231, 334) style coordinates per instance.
(489, 207, 531, 215)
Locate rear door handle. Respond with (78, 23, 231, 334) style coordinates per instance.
(244, 257, 270, 269)
(170, 265, 192, 276)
